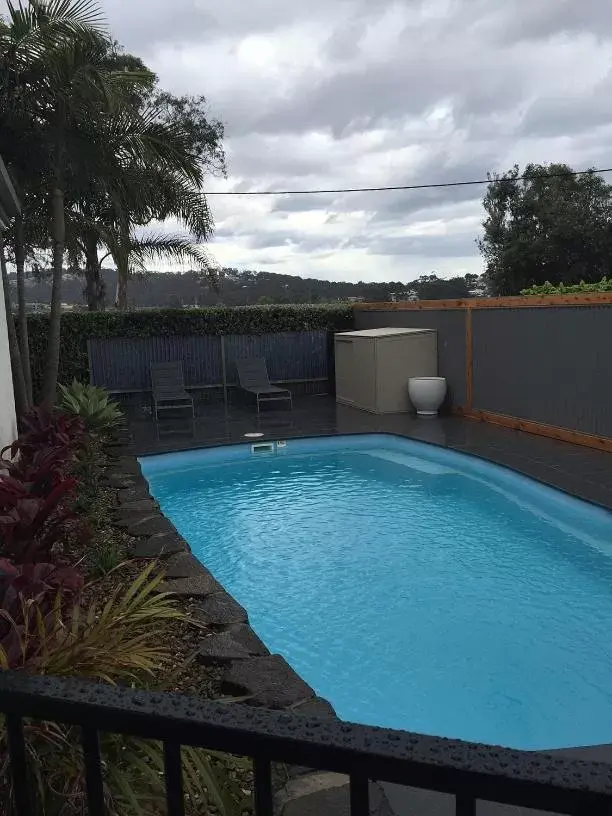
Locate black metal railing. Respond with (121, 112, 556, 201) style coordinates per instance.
(1, 671, 612, 816)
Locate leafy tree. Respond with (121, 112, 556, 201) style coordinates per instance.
(412, 273, 470, 300)
(478, 164, 612, 295)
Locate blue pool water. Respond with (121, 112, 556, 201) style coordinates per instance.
(140, 434, 612, 750)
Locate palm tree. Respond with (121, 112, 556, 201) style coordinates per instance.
(0, 0, 154, 403)
(65, 97, 217, 309)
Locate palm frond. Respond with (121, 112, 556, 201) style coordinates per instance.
(129, 232, 218, 281)
(3, 0, 107, 69)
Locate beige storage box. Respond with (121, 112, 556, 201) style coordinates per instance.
(335, 327, 437, 414)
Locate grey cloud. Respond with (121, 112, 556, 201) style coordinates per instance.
(359, 151, 501, 224)
(488, 0, 612, 43)
(247, 233, 293, 250)
(104, 0, 390, 51)
(272, 194, 338, 213)
(363, 234, 478, 258)
(250, 49, 525, 138)
(519, 72, 612, 138)
(102, 0, 216, 50)
(50, 0, 612, 281)
(227, 137, 326, 179)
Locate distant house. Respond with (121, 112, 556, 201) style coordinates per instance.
(390, 289, 418, 303)
(0, 155, 19, 450)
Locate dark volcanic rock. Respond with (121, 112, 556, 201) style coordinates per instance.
(163, 552, 204, 579)
(114, 498, 158, 521)
(228, 624, 269, 656)
(290, 697, 337, 720)
(126, 515, 176, 537)
(189, 592, 248, 627)
(114, 456, 142, 476)
(103, 472, 138, 489)
(160, 571, 222, 598)
(222, 655, 315, 708)
(196, 631, 253, 665)
(117, 485, 152, 503)
(132, 533, 188, 558)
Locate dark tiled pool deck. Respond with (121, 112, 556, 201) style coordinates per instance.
(128, 396, 612, 816)
(130, 395, 612, 511)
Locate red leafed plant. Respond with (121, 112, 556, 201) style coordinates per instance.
(0, 558, 83, 670)
(3, 446, 73, 496)
(0, 475, 77, 563)
(2, 406, 86, 463)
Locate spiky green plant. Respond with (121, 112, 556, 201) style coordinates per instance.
(59, 379, 123, 433)
(0, 562, 249, 814)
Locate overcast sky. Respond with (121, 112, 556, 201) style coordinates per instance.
(21, 1, 612, 281)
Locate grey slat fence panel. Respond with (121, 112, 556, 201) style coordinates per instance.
(472, 305, 612, 437)
(353, 309, 467, 406)
(223, 331, 328, 384)
(88, 336, 223, 391)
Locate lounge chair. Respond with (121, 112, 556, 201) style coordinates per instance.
(150, 362, 195, 423)
(236, 358, 293, 412)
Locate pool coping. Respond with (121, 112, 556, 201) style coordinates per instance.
(110, 423, 612, 810)
(129, 400, 612, 513)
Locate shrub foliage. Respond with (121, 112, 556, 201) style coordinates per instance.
(521, 277, 612, 295)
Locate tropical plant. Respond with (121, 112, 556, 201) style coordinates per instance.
(0, 557, 83, 669)
(1, 725, 245, 816)
(59, 379, 123, 431)
(0, 561, 246, 815)
(0, 474, 77, 562)
(3, 406, 86, 461)
(3, 444, 72, 495)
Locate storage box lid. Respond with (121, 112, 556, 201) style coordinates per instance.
(335, 327, 435, 338)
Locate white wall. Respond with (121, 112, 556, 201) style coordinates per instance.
(0, 299, 17, 452)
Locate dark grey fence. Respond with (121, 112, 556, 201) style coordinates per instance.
(353, 308, 467, 406)
(354, 302, 612, 440)
(88, 331, 329, 393)
(472, 305, 612, 437)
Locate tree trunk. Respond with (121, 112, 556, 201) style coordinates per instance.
(114, 257, 128, 310)
(114, 215, 129, 310)
(84, 232, 105, 311)
(42, 183, 65, 406)
(43, 108, 66, 408)
(14, 214, 33, 403)
(1, 242, 29, 418)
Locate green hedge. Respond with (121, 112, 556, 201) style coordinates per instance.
(521, 277, 612, 295)
(26, 305, 354, 397)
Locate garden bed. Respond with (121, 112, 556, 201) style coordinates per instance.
(0, 385, 343, 815)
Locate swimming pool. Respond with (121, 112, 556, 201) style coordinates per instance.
(140, 434, 612, 750)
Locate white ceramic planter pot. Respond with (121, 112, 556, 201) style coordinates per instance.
(408, 377, 447, 416)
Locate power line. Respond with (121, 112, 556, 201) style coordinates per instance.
(206, 166, 612, 196)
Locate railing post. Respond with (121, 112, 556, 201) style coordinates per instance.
(5, 713, 32, 816)
(253, 756, 273, 816)
(82, 728, 105, 816)
(349, 774, 369, 816)
(455, 793, 476, 816)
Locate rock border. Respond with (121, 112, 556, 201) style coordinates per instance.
(105, 436, 391, 816)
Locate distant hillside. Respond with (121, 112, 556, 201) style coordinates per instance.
(10, 267, 487, 310)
